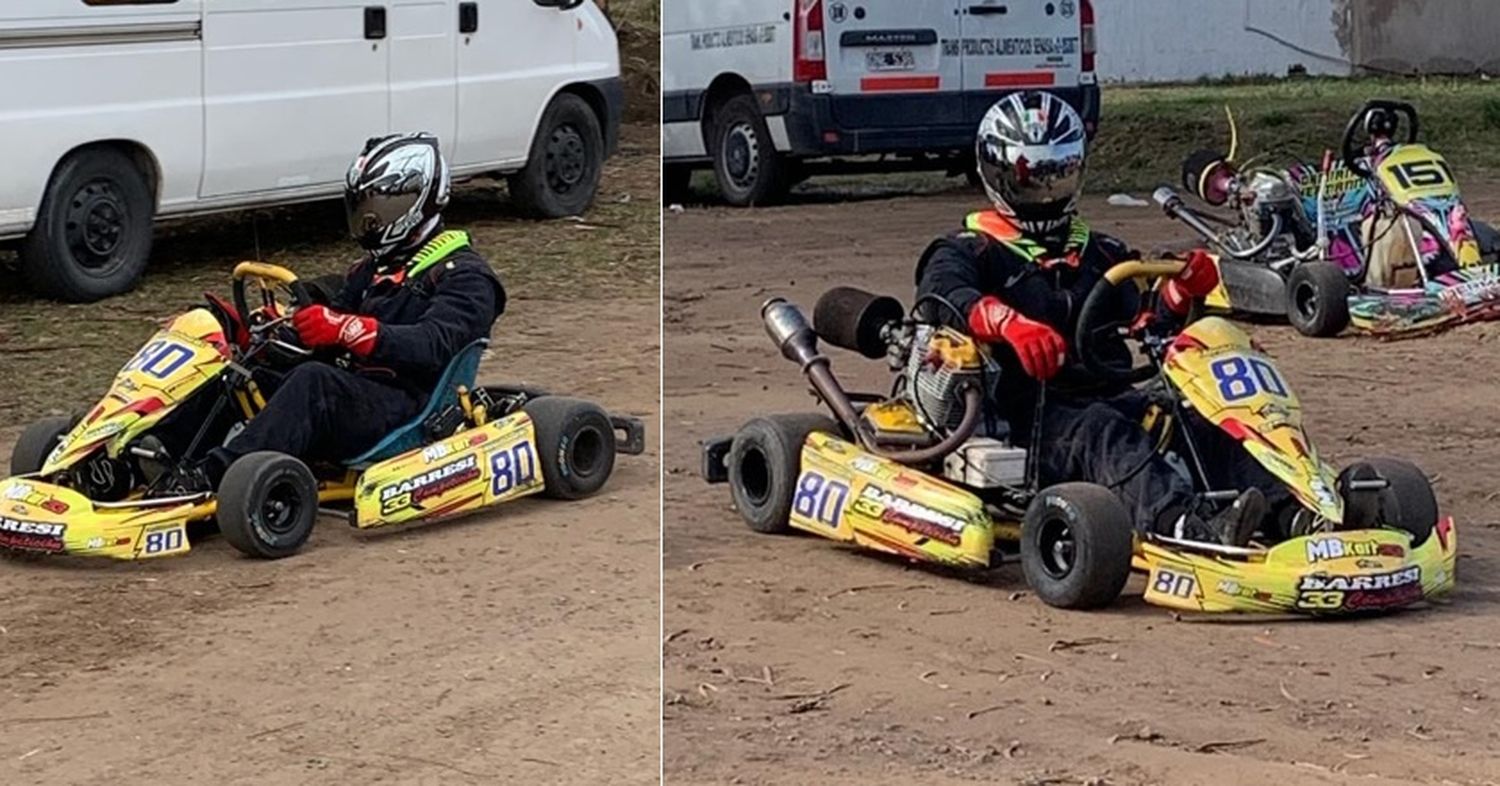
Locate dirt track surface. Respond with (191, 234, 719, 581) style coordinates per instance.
(0, 136, 661, 785)
(664, 185, 1500, 785)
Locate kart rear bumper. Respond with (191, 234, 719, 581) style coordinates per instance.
(1135, 518, 1457, 615)
(0, 477, 207, 560)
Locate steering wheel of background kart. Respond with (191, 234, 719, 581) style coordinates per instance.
(1341, 99, 1420, 178)
(232, 261, 314, 360)
(1074, 259, 1191, 386)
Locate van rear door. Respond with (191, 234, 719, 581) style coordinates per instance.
(821, 0, 963, 129)
(958, 0, 1082, 121)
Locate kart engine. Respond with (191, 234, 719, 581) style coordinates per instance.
(1182, 150, 1316, 259)
(900, 325, 991, 435)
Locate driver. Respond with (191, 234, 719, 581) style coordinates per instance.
(915, 92, 1283, 546)
(194, 133, 504, 488)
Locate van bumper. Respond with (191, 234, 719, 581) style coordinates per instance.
(777, 82, 1100, 157)
(590, 76, 625, 158)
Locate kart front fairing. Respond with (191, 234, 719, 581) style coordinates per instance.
(41, 309, 233, 476)
(0, 476, 204, 558)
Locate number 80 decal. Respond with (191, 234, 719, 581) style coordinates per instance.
(490, 442, 538, 496)
(1210, 355, 1289, 403)
(792, 471, 850, 528)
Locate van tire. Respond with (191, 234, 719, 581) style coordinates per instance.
(509, 93, 604, 219)
(710, 94, 788, 206)
(22, 148, 154, 302)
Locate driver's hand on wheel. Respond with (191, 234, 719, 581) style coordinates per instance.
(1161, 249, 1220, 315)
(967, 296, 1066, 381)
(292, 304, 380, 357)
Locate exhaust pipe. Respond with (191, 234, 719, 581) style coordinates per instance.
(760, 298, 982, 465)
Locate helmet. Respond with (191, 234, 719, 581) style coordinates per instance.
(344, 133, 451, 261)
(974, 92, 1087, 234)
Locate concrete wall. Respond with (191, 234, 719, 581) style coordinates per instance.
(1096, 0, 1500, 83)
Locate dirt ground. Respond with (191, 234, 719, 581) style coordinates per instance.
(663, 183, 1500, 785)
(0, 129, 661, 785)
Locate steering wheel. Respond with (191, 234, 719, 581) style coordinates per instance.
(1073, 259, 1188, 386)
(1341, 99, 1420, 178)
(232, 262, 313, 358)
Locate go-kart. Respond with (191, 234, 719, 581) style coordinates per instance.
(1160, 100, 1500, 338)
(1, 262, 646, 560)
(701, 260, 1456, 614)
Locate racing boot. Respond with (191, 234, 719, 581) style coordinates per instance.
(1174, 488, 1266, 547)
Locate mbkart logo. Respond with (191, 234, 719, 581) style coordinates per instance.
(1305, 538, 1405, 563)
(378, 455, 480, 514)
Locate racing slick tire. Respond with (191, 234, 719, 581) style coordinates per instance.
(1365, 457, 1439, 547)
(1286, 261, 1351, 337)
(524, 396, 617, 500)
(22, 147, 155, 302)
(218, 452, 318, 559)
(9, 416, 75, 475)
(509, 92, 604, 219)
(727, 414, 839, 535)
(1475, 220, 1499, 263)
(1021, 483, 1134, 610)
(710, 93, 790, 207)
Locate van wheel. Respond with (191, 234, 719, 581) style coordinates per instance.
(1286, 261, 1351, 337)
(509, 93, 604, 219)
(710, 94, 789, 207)
(22, 148, 154, 302)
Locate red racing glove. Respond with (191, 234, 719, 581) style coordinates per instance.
(1161, 249, 1220, 315)
(292, 304, 380, 357)
(967, 295, 1067, 381)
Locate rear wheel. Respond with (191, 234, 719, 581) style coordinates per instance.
(710, 94, 788, 206)
(524, 397, 617, 500)
(22, 148, 154, 302)
(1286, 261, 1351, 337)
(218, 452, 318, 559)
(509, 93, 604, 218)
(1366, 457, 1439, 546)
(9, 416, 75, 475)
(727, 414, 839, 534)
(1021, 483, 1134, 610)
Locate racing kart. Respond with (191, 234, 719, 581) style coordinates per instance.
(701, 260, 1457, 614)
(1160, 100, 1500, 338)
(1, 262, 646, 560)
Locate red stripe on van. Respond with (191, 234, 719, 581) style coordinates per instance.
(860, 75, 941, 92)
(984, 72, 1057, 88)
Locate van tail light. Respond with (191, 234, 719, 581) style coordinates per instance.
(794, 0, 827, 83)
(1080, 0, 1096, 72)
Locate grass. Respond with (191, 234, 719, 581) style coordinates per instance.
(606, 0, 660, 123)
(1090, 76, 1500, 192)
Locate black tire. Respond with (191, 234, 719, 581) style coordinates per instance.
(217, 452, 318, 559)
(22, 147, 155, 302)
(1286, 261, 1351, 337)
(726, 414, 839, 534)
(709, 93, 789, 207)
(1365, 457, 1439, 547)
(663, 163, 693, 205)
(1021, 483, 1134, 610)
(1474, 219, 1499, 263)
(508, 93, 604, 219)
(524, 396, 617, 500)
(9, 416, 75, 475)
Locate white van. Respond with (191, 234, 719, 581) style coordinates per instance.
(0, 0, 622, 301)
(662, 0, 1099, 205)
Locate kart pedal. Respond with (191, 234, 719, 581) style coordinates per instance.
(701, 436, 732, 484)
(612, 415, 647, 456)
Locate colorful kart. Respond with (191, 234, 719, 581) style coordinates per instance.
(1160, 100, 1500, 338)
(1, 262, 645, 560)
(702, 260, 1456, 614)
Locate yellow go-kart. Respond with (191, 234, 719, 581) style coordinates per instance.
(702, 260, 1456, 614)
(2, 263, 645, 560)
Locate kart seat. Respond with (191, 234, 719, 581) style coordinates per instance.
(343, 338, 489, 468)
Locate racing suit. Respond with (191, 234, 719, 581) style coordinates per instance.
(915, 211, 1287, 536)
(208, 229, 505, 474)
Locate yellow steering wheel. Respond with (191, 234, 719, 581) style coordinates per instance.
(1074, 259, 1190, 386)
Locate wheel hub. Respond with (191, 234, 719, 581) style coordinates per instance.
(544, 125, 587, 194)
(1038, 517, 1077, 579)
(724, 123, 760, 188)
(65, 180, 127, 267)
(260, 479, 303, 537)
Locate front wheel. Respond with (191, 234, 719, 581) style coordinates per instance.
(1021, 483, 1134, 610)
(1286, 261, 1351, 337)
(218, 452, 318, 559)
(9, 416, 75, 475)
(1365, 457, 1439, 546)
(524, 397, 617, 500)
(508, 93, 605, 218)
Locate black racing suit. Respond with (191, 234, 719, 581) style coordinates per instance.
(209, 234, 505, 473)
(915, 214, 1286, 534)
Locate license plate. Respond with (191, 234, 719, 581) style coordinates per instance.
(865, 49, 915, 72)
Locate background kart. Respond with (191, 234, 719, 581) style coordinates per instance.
(1, 262, 646, 560)
(1160, 100, 1500, 338)
(701, 260, 1456, 615)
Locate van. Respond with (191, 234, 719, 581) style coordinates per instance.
(0, 0, 623, 302)
(662, 0, 1098, 206)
